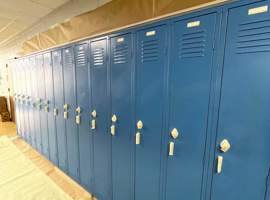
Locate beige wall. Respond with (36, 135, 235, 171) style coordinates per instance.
(21, 0, 230, 54)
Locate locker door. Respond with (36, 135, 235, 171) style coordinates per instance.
(25, 57, 32, 144)
(20, 59, 26, 139)
(74, 43, 93, 190)
(135, 25, 167, 200)
(15, 59, 22, 137)
(44, 52, 58, 165)
(63, 47, 79, 181)
(110, 33, 133, 200)
(38, 54, 50, 158)
(29, 56, 37, 148)
(20, 59, 26, 140)
(52, 50, 68, 172)
(211, 2, 270, 200)
(12, 60, 21, 136)
(166, 13, 218, 200)
(33, 55, 42, 152)
(90, 38, 111, 200)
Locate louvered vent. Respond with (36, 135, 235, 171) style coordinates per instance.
(64, 49, 73, 67)
(113, 43, 128, 64)
(93, 48, 105, 66)
(141, 39, 159, 63)
(76, 46, 87, 66)
(178, 30, 206, 58)
(236, 19, 270, 54)
(53, 52, 61, 67)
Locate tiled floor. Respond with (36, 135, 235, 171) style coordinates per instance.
(0, 121, 94, 200)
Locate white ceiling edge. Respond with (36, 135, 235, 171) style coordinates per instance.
(0, 0, 112, 61)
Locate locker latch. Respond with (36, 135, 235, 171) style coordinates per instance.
(44, 101, 49, 112)
(169, 142, 175, 156)
(136, 120, 143, 145)
(220, 139, 231, 153)
(91, 110, 97, 130)
(76, 115, 81, 125)
(111, 114, 117, 136)
(63, 103, 69, 119)
(53, 108, 58, 116)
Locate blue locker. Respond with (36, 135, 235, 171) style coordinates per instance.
(110, 33, 134, 200)
(20, 58, 27, 140)
(62, 47, 80, 181)
(12, 60, 21, 136)
(33, 56, 41, 151)
(90, 38, 111, 200)
(44, 52, 58, 165)
(135, 25, 167, 200)
(24, 57, 32, 144)
(211, 1, 270, 199)
(52, 50, 68, 172)
(74, 42, 93, 190)
(37, 54, 49, 158)
(29, 56, 37, 148)
(165, 12, 219, 200)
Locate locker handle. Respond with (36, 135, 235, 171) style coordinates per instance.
(76, 115, 81, 124)
(136, 132, 141, 145)
(169, 142, 175, 156)
(91, 119, 96, 130)
(217, 155, 223, 174)
(111, 125, 116, 136)
(64, 111, 68, 119)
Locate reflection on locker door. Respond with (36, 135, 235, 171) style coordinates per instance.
(110, 33, 133, 200)
(63, 47, 80, 181)
(44, 52, 58, 165)
(166, 13, 219, 200)
(38, 54, 50, 158)
(90, 38, 111, 200)
(29, 56, 37, 149)
(135, 25, 167, 200)
(211, 2, 270, 200)
(74, 43, 93, 190)
(52, 50, 68, 172)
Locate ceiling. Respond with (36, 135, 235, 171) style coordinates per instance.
(0, 0, 69, 46)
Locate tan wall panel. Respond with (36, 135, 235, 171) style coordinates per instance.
(21, 0, 229, 54)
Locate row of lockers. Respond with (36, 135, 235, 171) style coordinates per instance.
(11, 0, 270, 200)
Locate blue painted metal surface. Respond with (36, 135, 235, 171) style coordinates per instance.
(90, 38, 111, 200)
(165, 12, 219, 200)
(52, 50, 68, 173)
(211, 1, 270, 199)
(135, 25, 168, 200)
(62, 47, 80, 182)
(38, 54, 50, 158)
(74, 42, 93, 190)
(11, 1, 270, 200)
(44, 52, 58, 165)
(110, 33, 134, 200)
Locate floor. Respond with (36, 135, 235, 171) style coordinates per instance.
(0, 121, 94, 200)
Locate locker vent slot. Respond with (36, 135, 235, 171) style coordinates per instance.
(64, 51, 73, 67)
(93, 48, 105, 66)
(178, 30, 206, 58)
(237, 19, 270, 54)
(141, 39, 159, 63)
(113, 44, 128, 64)
(76, 48, 87, 66)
